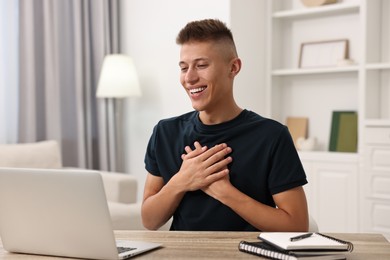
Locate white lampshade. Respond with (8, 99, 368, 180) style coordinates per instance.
(96, 54, 142, 98)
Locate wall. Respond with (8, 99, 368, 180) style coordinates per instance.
(120, 0, 266, 201)
(230, 0, 266, 115)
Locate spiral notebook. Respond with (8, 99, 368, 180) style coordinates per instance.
(238, 241, 348, 260)
(258, 232, 354, 252)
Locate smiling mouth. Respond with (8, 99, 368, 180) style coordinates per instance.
(189, 87, 206, 95)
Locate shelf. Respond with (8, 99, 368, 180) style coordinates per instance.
(273, 3, 360, 19)
(366, 63, 390, 70)
(298, 151, 358, 163)
(272, 66, 359, 76)
(364, 119, 390, 127)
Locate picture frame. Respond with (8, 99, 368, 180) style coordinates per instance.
(298, 39, 349, 68)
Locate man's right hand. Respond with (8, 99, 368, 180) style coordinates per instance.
(175, 141, 233, 192)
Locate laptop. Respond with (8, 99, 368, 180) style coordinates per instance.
(0, 167, 161, 259)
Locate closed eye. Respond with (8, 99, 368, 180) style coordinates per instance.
(197, 64, 208, 69)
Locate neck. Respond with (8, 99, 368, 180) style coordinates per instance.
(199, 103, 243, 125)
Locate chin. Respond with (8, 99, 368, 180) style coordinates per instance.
(190, 98, 211, 112)
(191, 103, 206, 112)
(191, 106, 201, 112)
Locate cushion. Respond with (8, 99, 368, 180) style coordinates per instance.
(0, 140, 62, 169)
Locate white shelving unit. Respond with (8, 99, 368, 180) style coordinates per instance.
(266, 0, 361, 152)
(265, 0, 389, 237)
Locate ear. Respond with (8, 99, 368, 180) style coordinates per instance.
(230, 58, 242, 77)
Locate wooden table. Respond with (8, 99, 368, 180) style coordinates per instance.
(1, 231, 390, 259)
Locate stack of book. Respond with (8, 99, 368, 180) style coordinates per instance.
(239, 232, 353, 260)
(328, 111, 358, 153)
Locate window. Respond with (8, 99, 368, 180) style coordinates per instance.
(0, 0, 18, 143)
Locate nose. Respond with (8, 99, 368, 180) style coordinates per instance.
(184, 67, 199, 84)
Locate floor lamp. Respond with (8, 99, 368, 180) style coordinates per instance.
(96, 54, 141, 172)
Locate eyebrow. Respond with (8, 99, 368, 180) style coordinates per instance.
(178, 57, 209, 66)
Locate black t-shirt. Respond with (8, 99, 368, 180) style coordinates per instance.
(144, 109, 307, 231)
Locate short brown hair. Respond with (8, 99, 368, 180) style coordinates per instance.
(176, 19, 236, 52)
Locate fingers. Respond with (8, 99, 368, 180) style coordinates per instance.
(190, 142, 233, 176)
(182, 142, 232, 163)
(182, 141, 207, 159)
(184, 145, 193, 154)
(201, 143, 231, 165)
(206, 156, 232, 175)
(181, 141, 233, 177)
(204, 168, 229, 184)
(194, 141, 203, 150)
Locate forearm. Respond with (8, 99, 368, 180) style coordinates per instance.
(217, 186, 309, 232)
(141, 175, 186, 230)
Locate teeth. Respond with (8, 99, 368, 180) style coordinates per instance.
(190, 87, 206, 94)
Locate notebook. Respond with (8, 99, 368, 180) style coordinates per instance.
(0, 167, 162, 260)
(239, 241, 347, 260)
(258, 232, 353, 252)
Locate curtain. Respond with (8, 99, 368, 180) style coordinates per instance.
(18, 0, 120, 170)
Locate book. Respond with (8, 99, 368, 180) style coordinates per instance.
(238, 241, 347, 260)
(286, 117, 308, 149)
(258, 232, 354, 252)
(336, 113, 358, 152)
(328, 111, 357, 152)
(328, 111, 342, 151)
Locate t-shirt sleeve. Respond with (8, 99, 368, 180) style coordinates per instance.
(268, 126, 307, 195)
(144, 124, 161, 177)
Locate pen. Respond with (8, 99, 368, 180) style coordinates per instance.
(290, 232, 313, 242)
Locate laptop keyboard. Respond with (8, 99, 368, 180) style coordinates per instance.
(117, 246, 137, 254)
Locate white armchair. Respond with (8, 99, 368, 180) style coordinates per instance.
(0, 140, 146, 230)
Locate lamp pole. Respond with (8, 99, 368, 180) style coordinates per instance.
(96, 54, 141, 172)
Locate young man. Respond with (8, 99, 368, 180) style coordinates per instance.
(142, 19, 309, 231)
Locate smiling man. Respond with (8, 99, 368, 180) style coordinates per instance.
(141, 19, 309, 232)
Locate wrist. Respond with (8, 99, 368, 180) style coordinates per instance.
(168, 172, 190, 194)
(218, 185, 240, 206)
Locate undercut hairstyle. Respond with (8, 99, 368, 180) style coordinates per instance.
(176, 19, 238, 56)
